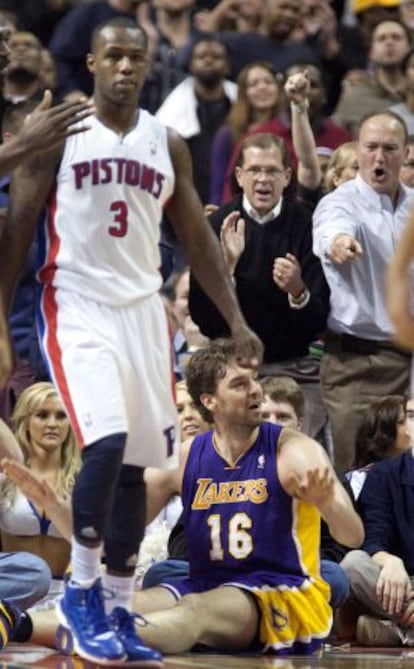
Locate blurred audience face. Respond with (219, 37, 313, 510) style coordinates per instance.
(189, 39, 229, 87)
(406, 397, 414, 446)
(400, 140, 414, 187)
(395, 398, 412, 453)
(356, 113, 407, 199)
(265, 0, 302, 40)
(261, 396, 301, 429)
(369, 20, 410, 68)
(5, 31, 42, 82)
(245, 64, 280, 114)
(324, 141, 358, 192)
(399, 0, 414, 31)
(172, 269, 190, 330)
(176, 381, 209, 440)
(235, 144, 291, 216)
(0, 17, 12, 72)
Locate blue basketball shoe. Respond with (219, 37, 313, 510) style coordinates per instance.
(57, 578, 126, 665)
(109, 607, 163, 667)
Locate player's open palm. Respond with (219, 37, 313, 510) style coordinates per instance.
(288, 467, 335, 505)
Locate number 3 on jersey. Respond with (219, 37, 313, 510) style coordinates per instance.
(109, 200, 128, 237)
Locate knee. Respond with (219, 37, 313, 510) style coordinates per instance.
(22, 553, 52, 598)
(321, 560, 350, 609)
(341, 550, 368, 578)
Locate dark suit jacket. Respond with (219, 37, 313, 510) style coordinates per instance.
(357, 450, 414, 575)
(189, 194, 330, 364)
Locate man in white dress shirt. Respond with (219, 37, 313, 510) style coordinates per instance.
(313, 110, 413, 474)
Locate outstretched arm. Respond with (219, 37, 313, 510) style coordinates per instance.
(0, 91, 93, 178)
(278, 429, 364, 548)
(387, 204, 414, 348)
(165, 130, 263, 364)
(0, 459, 73, 541)
(0, 144, 61, 385)
(284, 69, 321, 191)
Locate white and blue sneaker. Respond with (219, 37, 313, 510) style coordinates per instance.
(109, 607, 163, 667)
(56, 578, 126, 665)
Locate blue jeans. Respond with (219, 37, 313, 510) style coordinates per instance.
(142, 557, 349, 609)
(0, 552, 51, 609)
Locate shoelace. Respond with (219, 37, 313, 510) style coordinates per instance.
(83, 586, 112, 636)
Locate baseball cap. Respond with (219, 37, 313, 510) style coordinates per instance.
(352, 0, 400, 14)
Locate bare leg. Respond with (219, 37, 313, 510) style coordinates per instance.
(135, 586, 259, 653)
(29, 608, 60, 648)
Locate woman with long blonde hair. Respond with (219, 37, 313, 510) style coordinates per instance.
(0, 382, 80, 583)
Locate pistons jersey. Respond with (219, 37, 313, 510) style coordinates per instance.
(37, 110, 175, 305)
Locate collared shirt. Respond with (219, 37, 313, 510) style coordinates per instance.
(242, 194, 282, 224)
(313, 173, 414, 339)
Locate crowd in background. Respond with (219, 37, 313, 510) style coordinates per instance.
(1, 0, 414, 651)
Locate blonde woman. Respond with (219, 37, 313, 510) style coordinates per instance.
(323, 141, 358, 193)
(0, 382, 80, 584)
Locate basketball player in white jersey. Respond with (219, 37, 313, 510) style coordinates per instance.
(0, 17, 262, 667)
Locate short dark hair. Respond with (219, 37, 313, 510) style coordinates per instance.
(91, 17, 148, 52)
(260, 376, 305, 419)
(237, 132, 291, 168)
(353, 395, 407, 468)
(186, 338, 242, 423)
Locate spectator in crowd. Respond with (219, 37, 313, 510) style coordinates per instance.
(2, 32, 44, 103)
(162, 267, 209, 380)
(0, 0, 73, 45)
(222, 62, 352, 203)
(323, 140, 358, 192)
(389, 48, 414, 134)
(345, 395, 411, 501)
(0, 383, 80, 592)
(338, 396, 414, 646)
(400, 134, 414, 186)
(193, 0, 264, 34)
(190, 130, 330, 441)
(209, 60, 283, 205)
(134, 0, 202, 113)
(313, 111, 413, 474)
(156, 36, 237, 203)
(0, 416, 53, 618)
(333, 19, 411, 135)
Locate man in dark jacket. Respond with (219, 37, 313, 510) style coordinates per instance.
(189, 132, 330, 440)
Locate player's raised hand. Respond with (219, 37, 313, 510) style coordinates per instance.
(287, 467, 335, 505)
(231, 322, 263, 368)
(19, 90, 95, 152)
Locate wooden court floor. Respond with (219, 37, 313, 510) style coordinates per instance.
(0, 643, 413, 669)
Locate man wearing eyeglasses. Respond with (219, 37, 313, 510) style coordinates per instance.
(190, 130, 330, 444)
